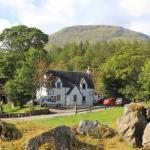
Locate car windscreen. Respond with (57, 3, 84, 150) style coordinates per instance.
(116, 98, 122, 102)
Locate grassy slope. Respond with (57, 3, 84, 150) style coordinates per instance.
(47, 25, 150, 47)
(0, 108, 141, 150)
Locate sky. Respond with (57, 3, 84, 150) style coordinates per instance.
(0, 0, 150, 35)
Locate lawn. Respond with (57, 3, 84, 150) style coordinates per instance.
(0, 107, 142, 150)
(2, 104, 44, 113)
(32, 107, 124, 127)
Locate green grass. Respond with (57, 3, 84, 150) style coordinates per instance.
(1, 107, 137, 150)
(32, 107, 123, 127)
(2, 104, 44, 113)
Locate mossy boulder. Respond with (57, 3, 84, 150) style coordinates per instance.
(0, 120, 21, 141)
(76, 120, 117, 138)
(25, 125, 76, 150)
(117, 103, 148, 147)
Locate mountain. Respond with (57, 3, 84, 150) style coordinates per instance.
(47, 25, 150, 47)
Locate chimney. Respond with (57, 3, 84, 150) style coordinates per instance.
(86, 66, 91, 74)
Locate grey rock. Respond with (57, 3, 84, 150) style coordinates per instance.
(76, 120, 116, 138)
(146, 109, 150, 121)
(124, 103, 133, 115)
(117, 111, 147, 147)
(76, 120, 99, 136)
(142, 123, 150, 147)
(25, 125, 76, 150)
(0, 120, 21, 141)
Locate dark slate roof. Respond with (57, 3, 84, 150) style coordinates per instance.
(66, 86, 74, 95)
(47, 70, 94, 89)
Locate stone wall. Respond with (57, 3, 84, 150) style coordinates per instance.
(0, 109, 50, 118)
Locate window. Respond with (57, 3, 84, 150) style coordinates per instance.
(82, 83, 86, 89)
(82, 96, 86, 103)
(57, 82, 61, 89)
(57, 95, 61, 101)
(54, 96, 56, 101)
(49, 89, 54, 95)
(73, 95, 77, 102)
(89, 90, 94, 96)
(51, 96, 55, 102)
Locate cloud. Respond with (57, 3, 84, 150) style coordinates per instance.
(130, 20, 150, 35)
(0, 18, 13, 33)
(120, 0, 150, 34)
(120, 0, 150, 17)
(0, 0, 150, 35)
(0, 0, 83, 33)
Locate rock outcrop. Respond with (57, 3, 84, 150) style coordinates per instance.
(25, 125, 76, 150)
(0, 120, 21, 141)
(146, 109, 150, 121)
(142, 123, 150, 147)
(117, 103, 147, 147)
(76, 120, 116, 138)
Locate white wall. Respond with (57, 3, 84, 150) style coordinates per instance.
(66, 86, 82, 106)
(36, 77, 94, 106)
(36, 87, 48, 99)
(80, 78, 94, 106)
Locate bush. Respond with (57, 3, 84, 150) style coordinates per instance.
(28, 103, 35, 112)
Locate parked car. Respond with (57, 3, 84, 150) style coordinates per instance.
(115, 98, 131, 106)
(103, 97, 116, 106)
(34, 97, 45, 105)
(95, 98, 105, 105)
(41, 97, 62, 108)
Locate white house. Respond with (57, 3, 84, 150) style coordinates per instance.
(36, 69, 95, 106)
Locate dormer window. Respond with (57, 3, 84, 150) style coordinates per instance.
(82, 83, 86, 89)
(57, 82, 61, 89)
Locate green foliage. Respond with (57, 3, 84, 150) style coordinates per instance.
(0, 51, 24, 81)
(1, 24, 150, 106)
(0, 25, 48, 51)
(48, 39, 150, 101)
(139, 59, 150, 101)
(0, 25, 49, 107)
(101, 42, 150, 100)
(28, 103, 35, 112)
(2, 104, 44, 113)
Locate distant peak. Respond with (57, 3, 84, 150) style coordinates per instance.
(47, 25, 150, 47)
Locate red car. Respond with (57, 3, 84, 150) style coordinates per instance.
(103, 97, 116, 106)
(115, 98, 131, 106)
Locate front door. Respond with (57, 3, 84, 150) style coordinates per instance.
(73, 95, 77, 104)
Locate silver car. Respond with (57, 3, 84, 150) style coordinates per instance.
(41, 97, 62, 108)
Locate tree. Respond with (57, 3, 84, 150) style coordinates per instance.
(2, 47, 49, 107)
(0, 25, 48, 51)
(139, 60, 150, 102)
(4, 64, 35, 107)
(0, 51, 24, 81)
(101, 43, 150, 101)
(33, 59, 48, 96)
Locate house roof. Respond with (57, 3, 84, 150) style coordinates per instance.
(47, 70, 94, 89)
(66, 85, 83, 95)
(66, 86, 74, 95)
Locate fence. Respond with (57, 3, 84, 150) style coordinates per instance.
(75, 105, 105, 114)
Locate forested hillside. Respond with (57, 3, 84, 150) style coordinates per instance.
(1, 25, 150, 106)
(48, 40, 150, 101)
(47, 25, 150, 47)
